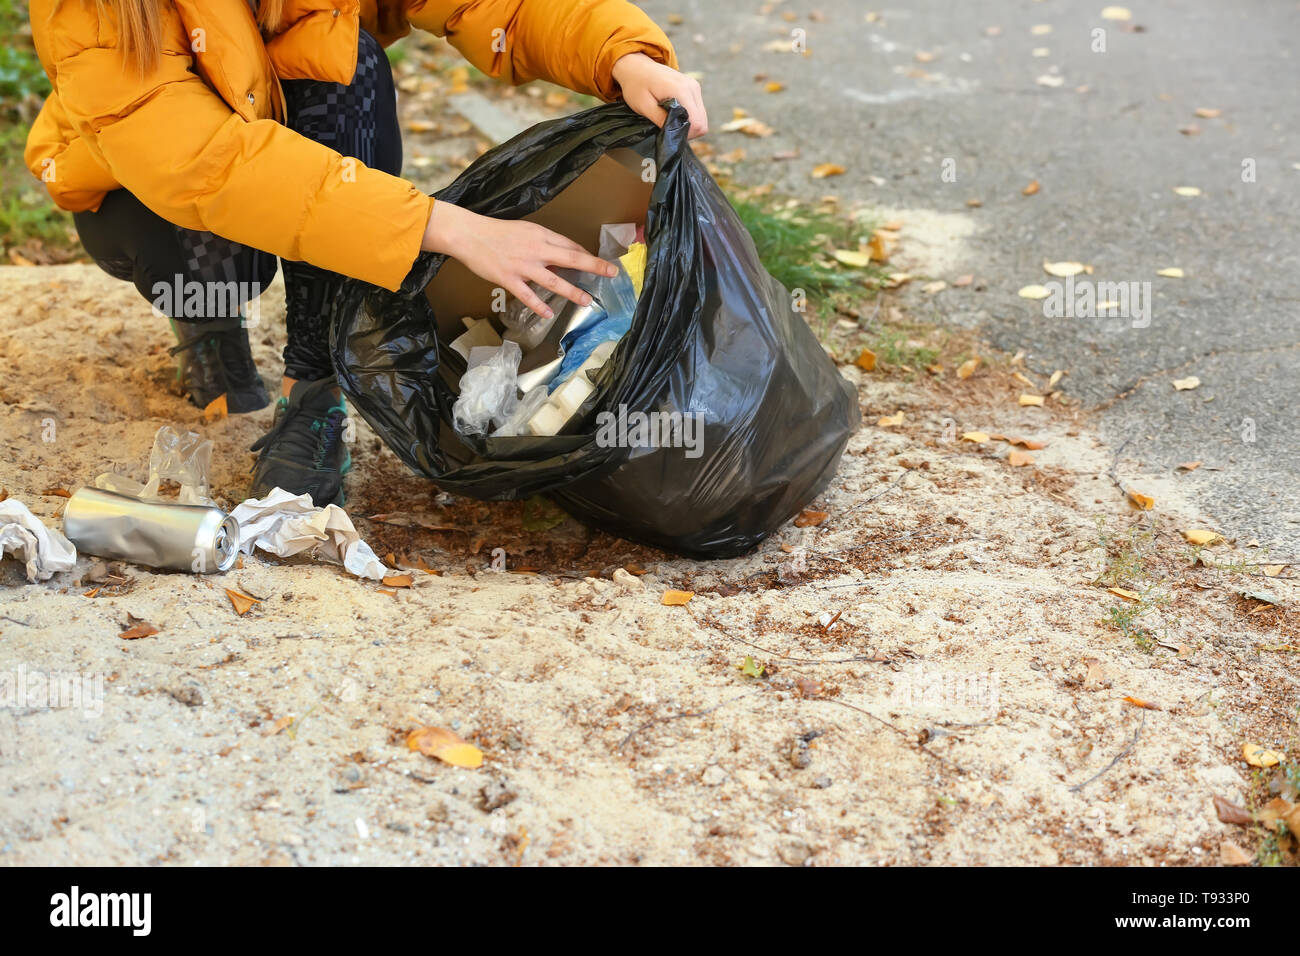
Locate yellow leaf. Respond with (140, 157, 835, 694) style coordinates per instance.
(1183, 528, 1222, 545)
(1043, 260, 1086, 277)
(1018, 393, 1044, 407)
(1126, 487, 1155, 510)
(1176, 460, 1202, 471)
(1100, 6, 1132, 20)
(764, 81, 785, 93)
(877, 411, 905, 427)
(1018, 284, 1051, 300)
(960, 431, 989, 443)
(225, 589, 259, 616)
(811, 162, 846, 178)
(854, 348, 877, 371)
(1022, 179, 1041, 195)
(1030, 25, 1052, 36)
(1173, 186, 1202, 197)
(1122, 695, 1160, 710)
(957, 356, 981, 379)
(1007, 449, 1035, 467)
(661, 589, 695, 606)
(1242, 743, 1282, 768)
(833, 249, 872, 268)
(406, 119, 438, 133)
(794, 509, 829, 527)
(867, 231, 890, 263)
(120, 623, 159, 640)
(1157, 267, 1185, 278)
(203, 394, 228, 423)
(382, 573, 414, 588)
(1263, 565, 1284, 577)
(407, 726, 484, 768)
(1048, 369, 1064, 388)
(1171, 376, 1200, 390)
(1194, 107, 1222, 119)
(1109, 587, 1141, 601)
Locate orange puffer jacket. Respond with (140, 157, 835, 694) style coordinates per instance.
(24, 0, 676, 290)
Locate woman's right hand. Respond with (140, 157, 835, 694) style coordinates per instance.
(421, 201, 617, 319)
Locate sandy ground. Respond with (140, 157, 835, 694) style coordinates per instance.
(1, 257, 1296, 867)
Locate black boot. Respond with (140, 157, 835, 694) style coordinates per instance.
(169, 316, 270, 413)
(248, 378, 352, 507)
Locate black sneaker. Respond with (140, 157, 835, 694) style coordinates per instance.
(169, 316, 270, 414)
(248, 378, 353, 506)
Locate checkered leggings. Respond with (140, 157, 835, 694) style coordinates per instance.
(73, 30, 402, 382)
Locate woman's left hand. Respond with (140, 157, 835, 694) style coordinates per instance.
(611, 53, 709, 139)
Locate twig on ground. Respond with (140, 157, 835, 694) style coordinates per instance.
(1, 615, 32, 627)
(727, 631, 890, 665)
(816, 696, 965, 774)
(835, 469, 912, 520)
(618, 692, 757, 753)
(1068, 711, 1147, 793)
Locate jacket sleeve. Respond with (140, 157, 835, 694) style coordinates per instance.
(36, 11, 432, 291)
(401, 0, 678, 100)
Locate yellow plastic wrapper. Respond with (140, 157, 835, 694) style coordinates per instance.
(619, 242, 647, 298)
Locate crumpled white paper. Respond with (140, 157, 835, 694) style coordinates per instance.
(228, 488, 387, 580)
(0, 498, 77, 582)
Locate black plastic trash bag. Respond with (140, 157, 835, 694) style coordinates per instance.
(332, 101, 859, 559)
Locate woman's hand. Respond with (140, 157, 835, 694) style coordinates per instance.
(421, 201, 617, 319)
(611, 52, 709, 139)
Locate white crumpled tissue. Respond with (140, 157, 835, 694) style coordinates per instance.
(0, 498, 77, 583)
(228, 487, 387, 580)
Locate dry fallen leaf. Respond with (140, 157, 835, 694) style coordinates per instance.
(877, 411, 905, 427)
(407, 726, 484, 768)
(661, 589, 695, 606)
(1213, 794, 1253, 826)
(1242, 743, 1282, 768)
(203, 394, 228, 423)
(41, 487, 72, 498)
(1194, 107, 1222, 119)
(1263, 565, 1285, 577)
(1108, 587, 1141, 602)
(961, 431, 990, 443)
(406, 119, 438, 133)
(1156, 267, 1185, 278)
(265, 715, 293, 736)
(811, 162, 846, 178)
(1126, 487, 1156, 510)
(833, 249, 872, 268)
(1172, 376, 1200, 391)
(1018, 393, 1045, 407)
(1183, 529, 1222, 545)
(120, 623, 159, 640)
(957, 356, 981, 379)
(225, 589, 260, 616)
(1007, 449, 1035, 467)
(1006, 436, 1048, 450)
(952, 274, 974, 287)
(764, 81, 785, 93)
(794, 509, 829, 527)
(1122, 695, 1160, 710)
(854, 348, 877, 371)
(1176, 460, 1202, 471)
(381, 573, 413, 588)
(1220, 842, 1253, 866)
(1173, 186, 1202, 197)
(1100, 5, 1132, 20)
(1043, 260, 1086, 277)
(1022, 179, 1041, 195)
(1018, 284, 1051, 300)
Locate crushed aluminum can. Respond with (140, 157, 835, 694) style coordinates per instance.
(63, 486, 240, 573)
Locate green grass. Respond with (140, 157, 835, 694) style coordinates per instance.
(1, 0, 78, 258)
(728, 194, 879, 304)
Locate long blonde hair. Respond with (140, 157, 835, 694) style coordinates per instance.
(94, 0, 285, 73)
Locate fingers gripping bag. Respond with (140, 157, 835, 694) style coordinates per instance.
(331, 102, 859, 559)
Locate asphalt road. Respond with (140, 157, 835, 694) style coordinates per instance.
(642, 0, 1299, 554)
